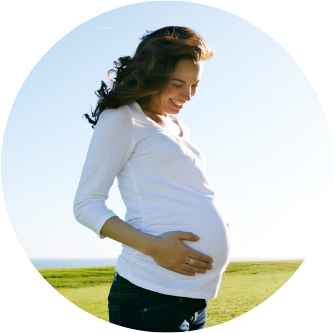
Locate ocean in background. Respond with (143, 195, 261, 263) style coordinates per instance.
(30, 257, 304, 269)
(30, 258, 119, 269)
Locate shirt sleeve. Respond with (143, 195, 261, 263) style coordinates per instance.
(73, 107, 136, 239)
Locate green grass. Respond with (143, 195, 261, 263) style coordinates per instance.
(38, 260, 303, 328)
(38, 266, 117, 289)
(205, 260, 303, 326)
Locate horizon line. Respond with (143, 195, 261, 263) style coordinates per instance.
(29, 256, 306, 260)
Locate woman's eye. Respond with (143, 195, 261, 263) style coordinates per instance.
(173, 84, 199, 88)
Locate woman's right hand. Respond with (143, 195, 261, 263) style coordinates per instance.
(146, 230, 213, 276)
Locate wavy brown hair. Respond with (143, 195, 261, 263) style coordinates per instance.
(84, 26, 214, 128)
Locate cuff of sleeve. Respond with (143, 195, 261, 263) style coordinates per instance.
(95, 212, 119, 239)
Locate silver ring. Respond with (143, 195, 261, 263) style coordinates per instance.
(188, 258, 195, 266)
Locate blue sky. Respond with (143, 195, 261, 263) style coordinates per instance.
(1, 1, 332, 259)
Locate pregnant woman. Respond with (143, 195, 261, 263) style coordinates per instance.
(73, 26, 232, 331)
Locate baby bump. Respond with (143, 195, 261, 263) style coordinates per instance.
(141, 198, 232, 274)
(183, 217, 231, 274)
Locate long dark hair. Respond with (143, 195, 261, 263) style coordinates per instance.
(84, 26, 214, 128)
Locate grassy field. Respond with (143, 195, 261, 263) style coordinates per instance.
(38, 260, 303, 328)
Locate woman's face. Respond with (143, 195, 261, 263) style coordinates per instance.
(148, 59, 203, 116)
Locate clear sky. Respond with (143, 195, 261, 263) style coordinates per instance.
(1, 1, 332, 259)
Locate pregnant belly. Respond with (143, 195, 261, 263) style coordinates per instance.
(139, 197, 232, 275)
(183, 205, 231, 274)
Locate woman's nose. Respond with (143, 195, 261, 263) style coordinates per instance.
(180, 88, 191, 101)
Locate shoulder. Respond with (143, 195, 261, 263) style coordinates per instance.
(92, 105, 136, 143)
(98, 105, 132, 124)
(95, 105, 135, 134)
(98, 102, 143, 125)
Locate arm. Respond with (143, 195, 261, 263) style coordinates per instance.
(100, 216, 155, 255)
(73, 108, 135, 238)
(101, 216, 213, 276)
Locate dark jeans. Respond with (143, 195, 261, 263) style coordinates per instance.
(108, 272, 208, 332)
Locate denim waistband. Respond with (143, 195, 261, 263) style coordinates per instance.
(114, 272, 208, 306)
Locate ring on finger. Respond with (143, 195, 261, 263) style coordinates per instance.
(188, 257, 195, 266)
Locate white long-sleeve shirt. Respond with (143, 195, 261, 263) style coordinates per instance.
(73, 101, 232, 299)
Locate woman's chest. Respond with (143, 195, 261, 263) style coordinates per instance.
(142, 112, 182, 137)
(131, 126, 206, 172)
(157, 118, 181, 137)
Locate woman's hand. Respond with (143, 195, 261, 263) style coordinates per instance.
(146, 230, 213, 276)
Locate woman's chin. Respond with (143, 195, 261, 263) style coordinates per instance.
(167, 108, 181, 115)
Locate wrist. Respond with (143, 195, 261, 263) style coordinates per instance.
(140, 233, 158, 256)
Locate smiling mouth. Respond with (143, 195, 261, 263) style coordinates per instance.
(170, 98, 184, 106)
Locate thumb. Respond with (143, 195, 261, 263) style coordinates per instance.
(176, 231, 199, 242)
